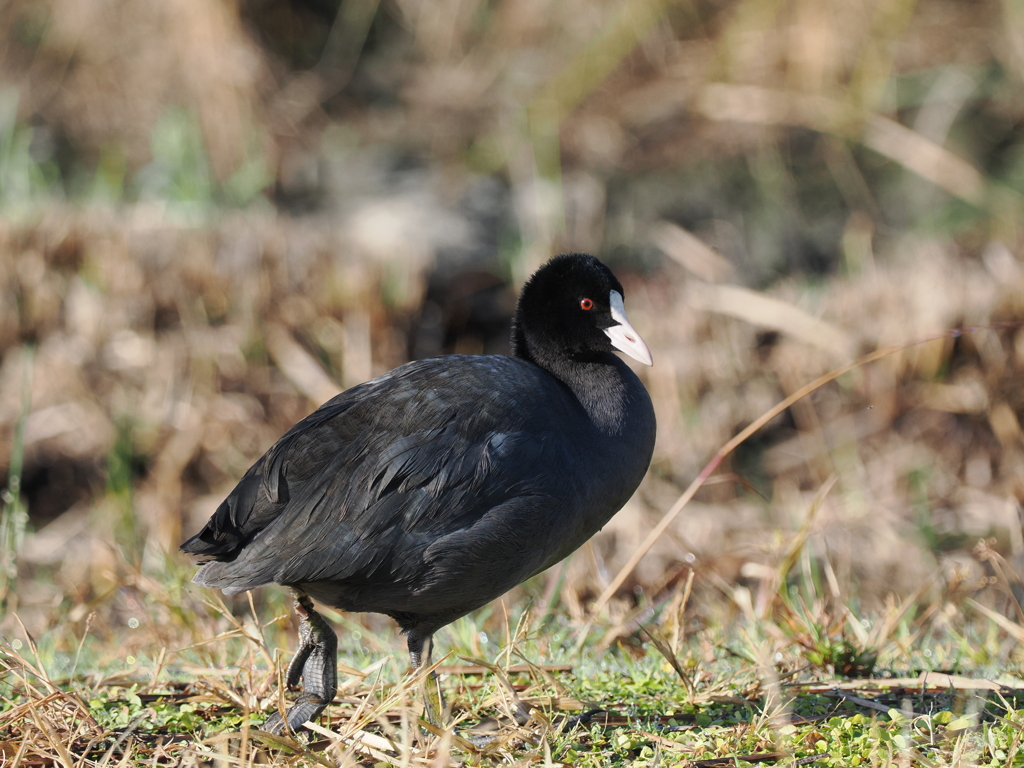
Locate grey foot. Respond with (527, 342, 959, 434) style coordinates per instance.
(263, 594, 338, 735)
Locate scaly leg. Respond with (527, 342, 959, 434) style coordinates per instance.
(408, 632, 445, 727)
(264, 593, 337, 735)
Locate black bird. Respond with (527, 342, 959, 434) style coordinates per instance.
(181, 253, 657, 735)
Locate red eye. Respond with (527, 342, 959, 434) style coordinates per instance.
(580, 298, 594, 310)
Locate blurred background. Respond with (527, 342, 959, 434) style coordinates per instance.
(1, 0, 1024, 651)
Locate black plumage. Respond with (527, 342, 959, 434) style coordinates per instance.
(182, 253, 656, 734)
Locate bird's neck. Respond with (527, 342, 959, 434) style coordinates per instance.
(514, 342, 632, 436)
(561, 355, 632, 436)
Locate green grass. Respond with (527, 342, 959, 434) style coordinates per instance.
(3, 540, 1024, 766)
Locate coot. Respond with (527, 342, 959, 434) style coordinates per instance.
(181, 253, 656, 734)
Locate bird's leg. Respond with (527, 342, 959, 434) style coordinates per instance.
(408, 632, 445, 727)
(263, 592, 338, 735)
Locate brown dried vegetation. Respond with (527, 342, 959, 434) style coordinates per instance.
(2, 0, 1024, 763)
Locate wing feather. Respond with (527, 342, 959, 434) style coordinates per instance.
(184, 356, 565, 595)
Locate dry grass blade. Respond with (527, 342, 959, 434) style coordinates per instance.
(823, 690, 918, 717)
(652, 222, 734, 283)
(691, 284, 855, 360)
(440, 663, 572, 675)
(852, 574, 940, 653)
(696, 752, 788, 766)
(530, 0, 674, 120)
(966, 599, 1024, 645)
(667, 568, 694, 657)
(458, 654, 532, 726)
(245, 729, 332, 764)
(28, 704, 75, 768)
(97, 709, 154, 767)
(695, 84, 992, 206)
(429, 727, 455, 768)
(775, 474, 838, 591)
(177, 592, 276, 680)
(797, 673, 1024, 692)
(265, 322, 342, 405)
(861, 114, 987, 206)
(5, 738, 30, 766)
(472, 0, 676, 173)
(973, 540, 1024, 624)
(301, 720, 401, 764)
(509, 653, 574, 700)
(638, 624, 695, 697)
(417, 719, 480, 753)
(0, 690, 63, 727)
(11, 613, 53, 688)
